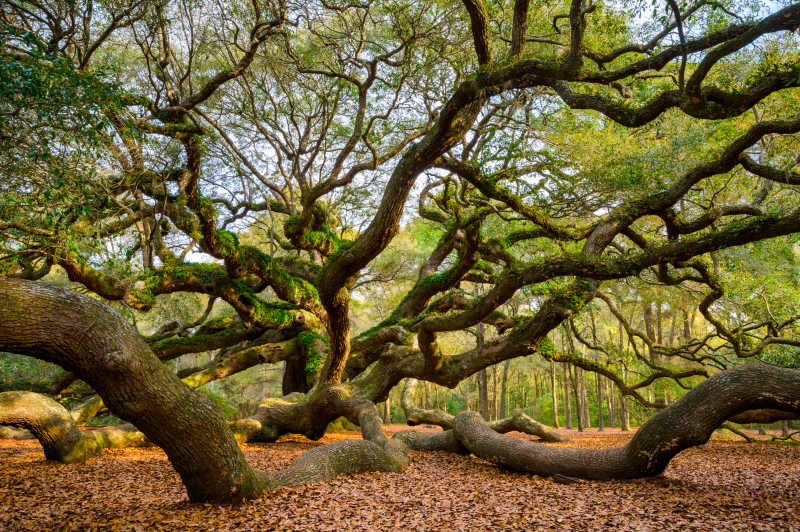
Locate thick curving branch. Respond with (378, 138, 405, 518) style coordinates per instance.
(0, 391, 146, 463)
(451, 363, 800, 480)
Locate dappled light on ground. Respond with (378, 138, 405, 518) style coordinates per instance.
(2, 428, 798, 531)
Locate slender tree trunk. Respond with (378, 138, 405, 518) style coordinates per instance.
(596, 371, 605, 431)
(589, 313, 604, 431)
(643, 301, 657, 363)
(477, 369, 489, 420)
(562, 363, 572, 429)
(655, 301, 663, 345)
(621, 365, 631, 431)
(384, 398, 391, 425)
(617, 319, 631, 431)
(607, 380, 616, 427)
(491, 364, 498, 420)
(668, 309, 677, 347)
(476, 318, 490, 420)
(572, 366, 584, 432)
(580, 367, 589, 430)
(521, 379, 527, 413)
(499, 360, 510, 419)
(550, 361, 560, 428)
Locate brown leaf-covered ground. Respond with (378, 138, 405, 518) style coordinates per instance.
(1, 426, 798, 531)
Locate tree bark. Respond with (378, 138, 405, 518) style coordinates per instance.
(580, 367, 589, 429)
(596, 371, 605, 431)
(283, 356, 310, 395)
(477, 368, 489, 420)
(491, 364, 499, 421)
(607, 380, 616, 427)
(620, 366, 630, 431)
(572, 365, 584, 431)
(0, 278, 266, 501)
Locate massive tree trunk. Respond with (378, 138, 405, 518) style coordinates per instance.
(283, 356, 311, 395)
(0, 277, 266, 501)
(0, 278, 407, 502)
(451, 363, 800, 479)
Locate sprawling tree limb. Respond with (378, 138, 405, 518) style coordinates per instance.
(451, 363, 800, 479)
(400, 378, 565, 442)
(0, 391, 101, 463)
(63, 333, 315, 428)
(0, 391, 146, 462)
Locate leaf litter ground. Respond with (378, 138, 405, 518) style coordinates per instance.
(1, 426, 798, 531)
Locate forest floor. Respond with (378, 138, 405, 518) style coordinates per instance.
(1, 426, 798, 531)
